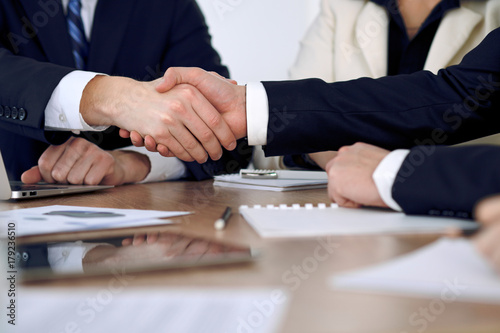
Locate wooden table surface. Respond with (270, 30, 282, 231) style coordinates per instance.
(2, 180, 500, 333)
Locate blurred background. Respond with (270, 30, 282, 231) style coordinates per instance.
(197, 0, 321, 82)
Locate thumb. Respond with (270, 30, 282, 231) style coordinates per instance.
(21, 166, 43, 184)
(156, 67, 206, 93)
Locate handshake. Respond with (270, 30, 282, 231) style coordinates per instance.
(81, 67, 249, 164)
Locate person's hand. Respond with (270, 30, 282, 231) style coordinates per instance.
(308, 151, 338, 170)
(120, 68, 247, 157)
(473, 195, 500, 273)
(80, 75, 237, 163)
(326, 142, 389, 208)
(21, 137, 151, 185)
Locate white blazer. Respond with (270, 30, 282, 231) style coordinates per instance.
(289, 0, 500, 81)
(253, 0, 500, 169)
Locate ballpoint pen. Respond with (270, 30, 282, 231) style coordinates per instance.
(214, 206, 232, 230)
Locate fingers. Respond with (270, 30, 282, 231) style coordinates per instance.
(130, 131, 145, 147)
(119, 129, 131, 139)
(154, 84, 232, 162)
(36, 137, 115, 185)
(144, 135, 158, 152)
(20, 166, 43, 184)
(156, 67, 206, 93)
(473, 224, 500, 273)
(475, 195, 500, 225)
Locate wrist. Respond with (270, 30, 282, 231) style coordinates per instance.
(111, 150, 151, 184)
(81, 76, 138, 128)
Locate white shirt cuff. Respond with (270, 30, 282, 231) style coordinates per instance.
(118, 146, 188, 183)
(47, 241, 103, 274)
(246, 82, 269, 146)
(44, 71, 109, 133)
(372, 149, 410, 212)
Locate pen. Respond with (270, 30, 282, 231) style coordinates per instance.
(214, 206, 232, 230)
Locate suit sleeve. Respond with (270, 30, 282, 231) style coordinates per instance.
(261, 28, 500, 156)
(392, 145, 500, 218)
(161, 0, 229, 77)
(0, 48, 73, 144)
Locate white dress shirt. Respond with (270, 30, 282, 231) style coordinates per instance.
(246, 82, 408, 211)
(42, 0, 186, 181)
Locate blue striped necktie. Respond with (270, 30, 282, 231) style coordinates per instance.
(67, 0, 89, 70)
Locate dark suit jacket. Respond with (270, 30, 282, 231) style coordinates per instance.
(0, 0, 250, 180)
(262, 28, 500, 217)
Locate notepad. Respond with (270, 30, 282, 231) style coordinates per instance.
(239, 203, 478, 238)
(330, 238, 500, 304)
(213, 170, 328, 191)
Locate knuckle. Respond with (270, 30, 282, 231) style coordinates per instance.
(184, 139, 199, 151)
(198, 130, 214, 143)
(165, 99, 185, 115)
(206, 114, 222, 129)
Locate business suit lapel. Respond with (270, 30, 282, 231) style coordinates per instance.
(425, 7, 483, 73)
(87, 0, 137, 73)
(18, 0, 75, 67)
(355, 2, 389, 78)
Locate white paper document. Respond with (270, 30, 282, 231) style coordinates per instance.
(239, 204, 478, 238)
(331, 238, 500, 304)
(11, 288, 289, 333)
(0, 205, 190, 237)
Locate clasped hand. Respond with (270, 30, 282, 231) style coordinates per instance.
(118, 68, 247, 162)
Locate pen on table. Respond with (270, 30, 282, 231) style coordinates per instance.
(214, 206, 232, 231)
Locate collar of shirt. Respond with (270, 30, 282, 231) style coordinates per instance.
(61, 0, 98, 40)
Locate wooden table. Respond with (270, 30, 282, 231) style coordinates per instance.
(2, 180, 500, 333)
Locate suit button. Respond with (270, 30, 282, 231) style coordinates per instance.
(11, 107, 18, 119)
(22, 252, 30, 261)
(0, 105, 3, 117)
(4, 106, 11, 118)
(18, 108, 26, 120)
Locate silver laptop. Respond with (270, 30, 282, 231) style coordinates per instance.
(0, 149, 113, 200)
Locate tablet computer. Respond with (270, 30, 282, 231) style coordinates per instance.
(15, 231, 257, 281)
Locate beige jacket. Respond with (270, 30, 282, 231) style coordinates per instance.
(253, 0, 500, 169)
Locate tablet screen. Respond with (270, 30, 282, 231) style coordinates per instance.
(16, 231, 256, 281)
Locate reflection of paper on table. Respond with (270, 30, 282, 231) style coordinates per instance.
(330, 238, 500, 304)
(239, 204, 478, 238)
(0, 205, 190, 237)
(16, 288, 289, 333)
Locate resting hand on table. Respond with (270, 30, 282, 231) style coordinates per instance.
(120, 67, 247, 157)
(326, 142, 389, 209)
(474, 195, 500, 273)
(21, 137, 151, 186)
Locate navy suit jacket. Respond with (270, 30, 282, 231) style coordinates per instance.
(0, 0, 250, 180)
(262, 28, 500, 217)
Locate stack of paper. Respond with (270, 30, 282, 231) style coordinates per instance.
(239, 203, 478, 238)
(331, 238, 500, 304)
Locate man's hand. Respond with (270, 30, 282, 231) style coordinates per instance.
(120, 68, 247, 157)
(308, 151, 338, 170)
(80, 75, 238, 163)
(326, 142, 389, 208)
(21, 137, 151, 185)
(474, 195, 500, 273)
